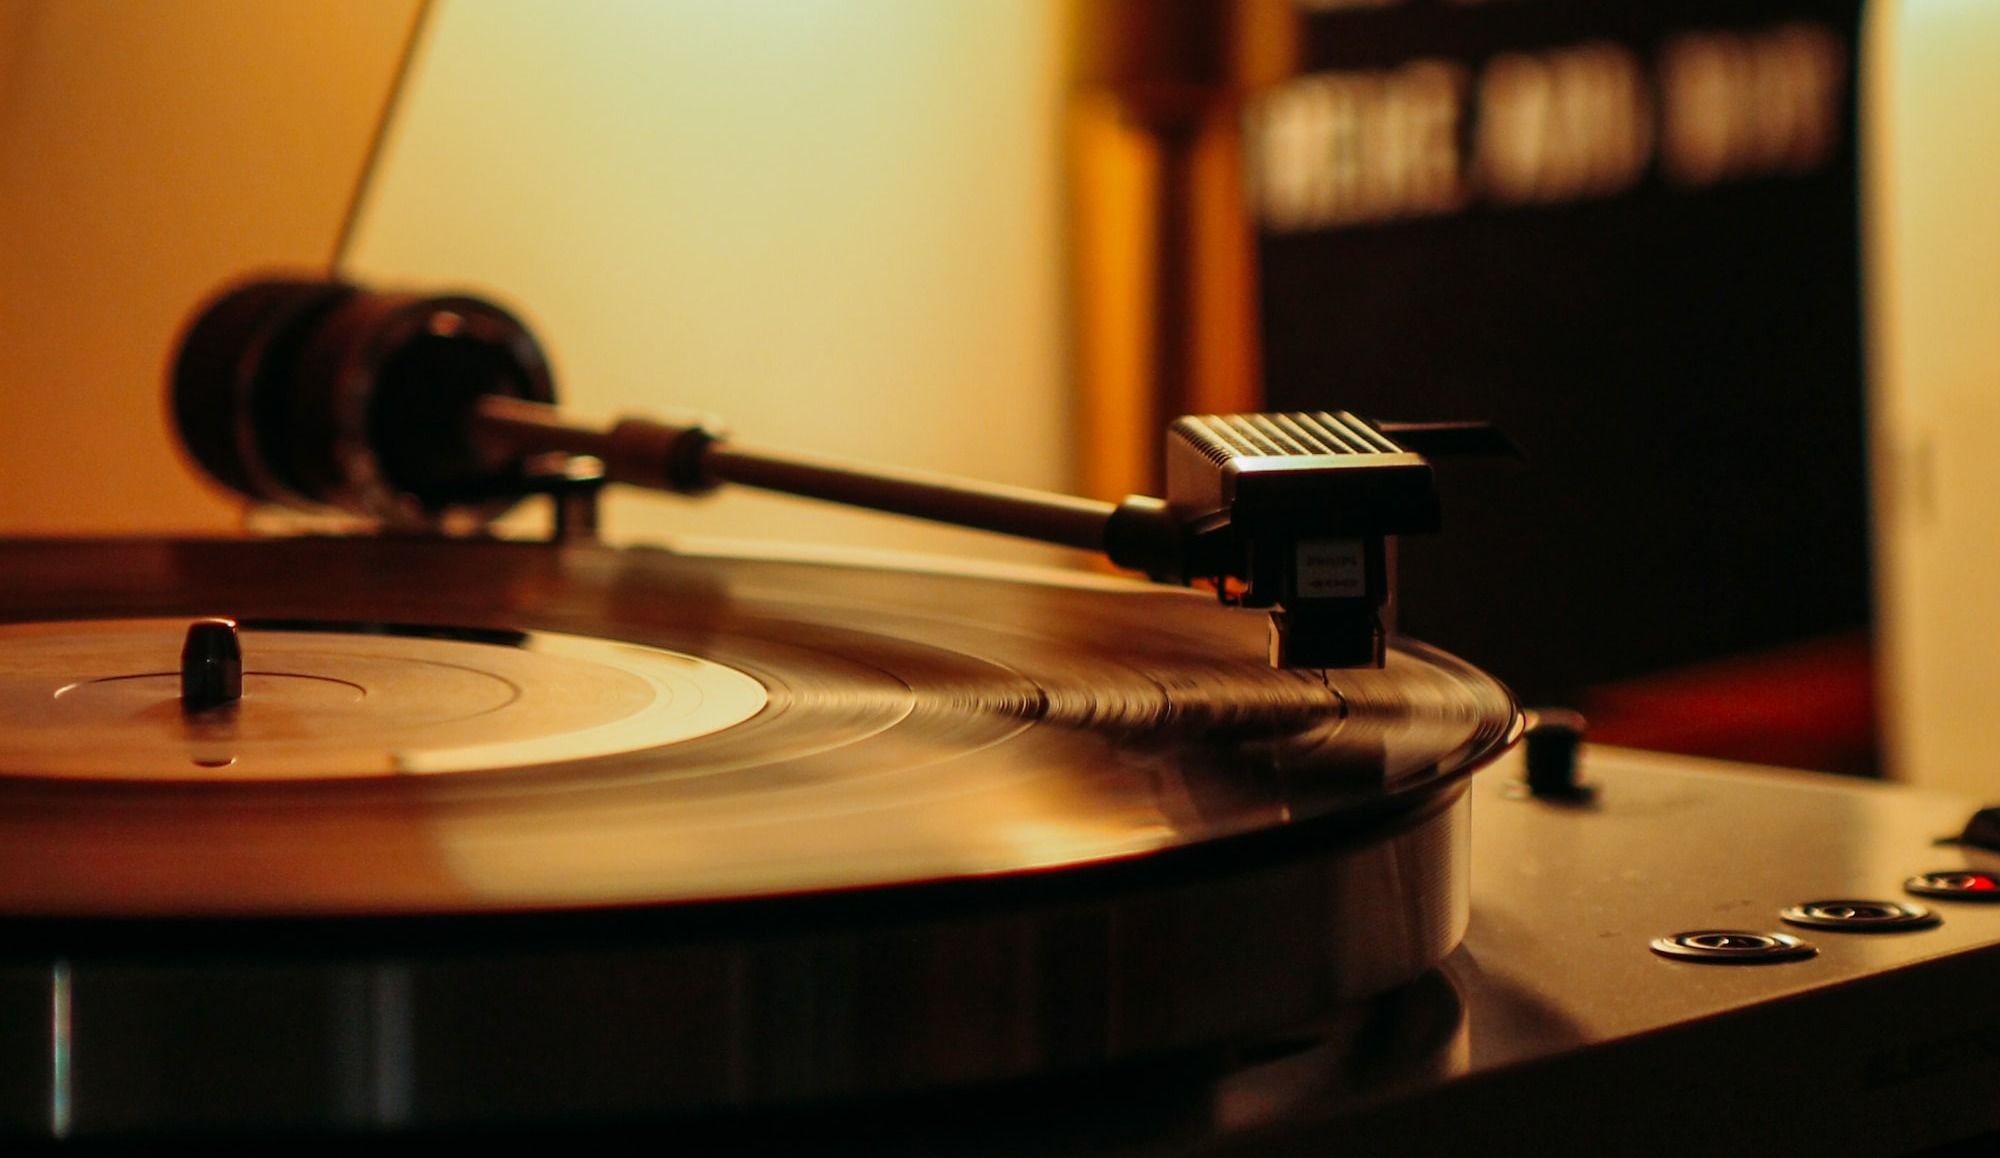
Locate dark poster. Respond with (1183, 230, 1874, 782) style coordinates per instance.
(1251, 0, 1867, 702)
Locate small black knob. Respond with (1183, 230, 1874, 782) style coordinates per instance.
(1524, 708, 1591, 801)
(1959, 806, 2000, 853)
(180, 618, 242, 713)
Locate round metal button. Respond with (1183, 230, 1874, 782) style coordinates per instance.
(1906, 870, 2000, 902)
(1779, 899, 1939, 932)
(1650, 930, 1816, 963)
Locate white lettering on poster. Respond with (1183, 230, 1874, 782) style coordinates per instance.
(1250, 21, 1849, 231)
(1476, 42, 1652, 204)
(1660, 24, 1847, 187)
(1255, 61, 1468, 230)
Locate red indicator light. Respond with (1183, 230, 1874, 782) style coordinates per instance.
(1908, 870, 2000, 901)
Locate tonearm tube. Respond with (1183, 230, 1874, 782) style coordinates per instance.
(170, 277, 1513, 669)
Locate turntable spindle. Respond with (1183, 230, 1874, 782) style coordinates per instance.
(179, 618, 242, 713)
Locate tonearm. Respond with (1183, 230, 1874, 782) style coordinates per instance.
(171, 278, 1513, 669)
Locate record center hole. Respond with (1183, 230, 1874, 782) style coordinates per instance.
(191, 755, 237, 769)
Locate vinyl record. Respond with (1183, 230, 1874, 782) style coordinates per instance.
(0, 538, 1513, 919)
(0, 538, 1516, 1132)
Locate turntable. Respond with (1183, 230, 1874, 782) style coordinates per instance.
(4, 279, 2000, 1153)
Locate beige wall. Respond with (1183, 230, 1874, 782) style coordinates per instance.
(344, 0, 1072, 563)
(1867, 0, 2000, 791)
(0, 0, 1073, 567)
(0, 0, 421, 534)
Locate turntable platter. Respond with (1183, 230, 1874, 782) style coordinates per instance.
(0, 537, 1520, 1130)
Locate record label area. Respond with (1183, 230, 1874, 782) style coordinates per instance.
(0, 619, 769, 780)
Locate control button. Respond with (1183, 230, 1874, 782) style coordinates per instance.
(1779, 899, 1939, 932)
(1650, 930, 1816, 963)
(1959, 806, 2000, 852)
(1906, 870, 2000, 902)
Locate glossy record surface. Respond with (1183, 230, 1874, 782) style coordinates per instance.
(0, 538, 1516, 919)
